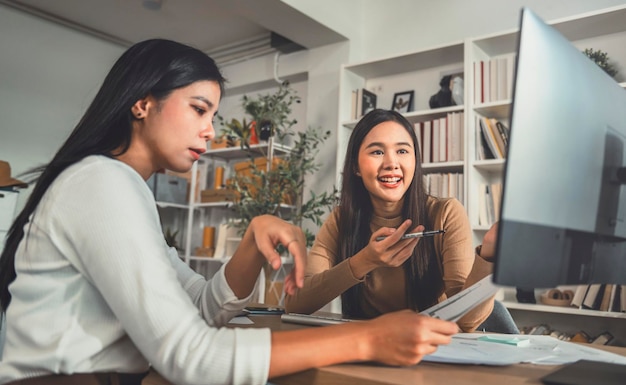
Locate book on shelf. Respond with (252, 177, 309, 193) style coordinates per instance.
(350, 90, 358, 120)
(430, 173, 442, 197)
(478, 116, 502, 159)
(478, 183, 489, 226)
(494, 119, 510, 149)
(438, 116, 447, 162)
(432, 118, 440, 163)
(423, 120, 432, 163)
(599, 284, 615, 312)
(496, 57, 508, 101)
(451, 112, 464, 161)
(414, 122, 423, 161)
(591, 331, 614, 345)
(570, 285, 589, 308)
(490, 118, 507, 157)
(478, 183, 486, 226)
(483, 117, 506, 158)
(610, 284, 620, 312)
(474, 61, 483, 104)
(490, 182, 502, 222)
(621, 285, 626, 312)
(446, 114, 453, 163)
(483, 60, 491, 103)
(449, 174, 457, 201)
(474, 57, 514, 104)
(581, 283, 604, 310)
(477, 182, 501, 225)
(441, 172, 449, 198)
(485, 184, 495, 224)
(474, 118, 488, 160)
(424, 173, 463, 201)
(489, 59, 497, 104)
(607, 284, 620, 311)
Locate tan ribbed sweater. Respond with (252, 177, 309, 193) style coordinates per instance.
(285, 196, 494, 332)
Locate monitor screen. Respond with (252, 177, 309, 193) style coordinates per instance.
(493, 8, 626, 288)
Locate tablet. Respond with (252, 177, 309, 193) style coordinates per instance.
(281, 312, 355, 326)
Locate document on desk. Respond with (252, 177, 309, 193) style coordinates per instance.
(423, 334, 626, 366)
(420, 274, 499, 322)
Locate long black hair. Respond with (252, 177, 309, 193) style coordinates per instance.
(337, 109, 444, 317)
(0, 39, 226, 314)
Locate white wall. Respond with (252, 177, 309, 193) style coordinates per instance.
(288, 0, 626, 62)
(236, 0, 626, 226)
(218, 42, 349, 235)
(2, 0, 626, 218)
(0, 4, 124, 209)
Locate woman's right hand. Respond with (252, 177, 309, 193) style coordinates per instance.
(363, 310, 458, 366)
(268, 309, 457, 378)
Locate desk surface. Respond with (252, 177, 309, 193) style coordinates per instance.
(144, 314, 626, 385)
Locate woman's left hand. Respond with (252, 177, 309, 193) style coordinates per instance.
(479, 221, 498, 260)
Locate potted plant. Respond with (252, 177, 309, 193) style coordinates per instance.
(217, 82, 300, 148)
(216, 83, 337, 305)
(218, 82, 338, 248)
(582, 48, 619, 79)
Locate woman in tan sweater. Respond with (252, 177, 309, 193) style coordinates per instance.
(285, 109, 495, 332)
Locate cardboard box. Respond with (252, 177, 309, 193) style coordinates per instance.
(210, 137, 229, 149)
(232, 157, 294, 204)
(233, 157, 285, 177)
(210, 137, 241, 149)
(147, 173, 188, 204)
(200, 188, 238, 203)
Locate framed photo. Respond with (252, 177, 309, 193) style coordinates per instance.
(361, 89, 377, 116)
(392, 91, 414, 113)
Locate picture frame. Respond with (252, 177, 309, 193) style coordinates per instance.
(361, 89, 377, 116)
(392, 91, 414, 113)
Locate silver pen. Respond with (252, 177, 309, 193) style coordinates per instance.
(376, 229, 445, 242)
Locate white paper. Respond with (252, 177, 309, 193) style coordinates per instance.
(423, 333, 626, 366)
(420, 274, 499, 322)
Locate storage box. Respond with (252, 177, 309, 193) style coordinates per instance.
(210, 137, 241, 149)
(232, 157, 294, 204)
(210, 137, 229, 149)
(233, 157, 285, 177)
(147, 173, 188, 204)
(200, 188, 238, 203)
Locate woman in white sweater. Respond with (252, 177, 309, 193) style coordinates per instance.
(0, 39, 457, 385)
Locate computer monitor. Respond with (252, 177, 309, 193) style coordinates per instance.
(493, 8, 626, 288)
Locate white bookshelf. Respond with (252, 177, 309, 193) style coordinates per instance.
(466, 5, 626, 244)
(337, 42, 466, 199)
(156, 140, 295, 305)
(336, 5, 626, 344)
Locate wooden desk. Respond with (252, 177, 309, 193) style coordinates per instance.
(144, 314, 626, 385)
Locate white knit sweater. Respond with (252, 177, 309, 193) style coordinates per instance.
(0, 156, 271, 385)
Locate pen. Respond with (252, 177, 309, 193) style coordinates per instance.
(376, 229, 445, 242)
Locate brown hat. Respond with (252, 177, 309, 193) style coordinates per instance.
(0, 161, 28, 188)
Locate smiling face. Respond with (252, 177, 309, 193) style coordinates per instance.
(356, 120, 416, 217)
(121, 80, 221, 179)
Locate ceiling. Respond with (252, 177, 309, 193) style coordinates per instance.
(1, 0, 347, 65)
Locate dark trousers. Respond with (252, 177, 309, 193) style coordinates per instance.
(6, 372, 148, 385)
